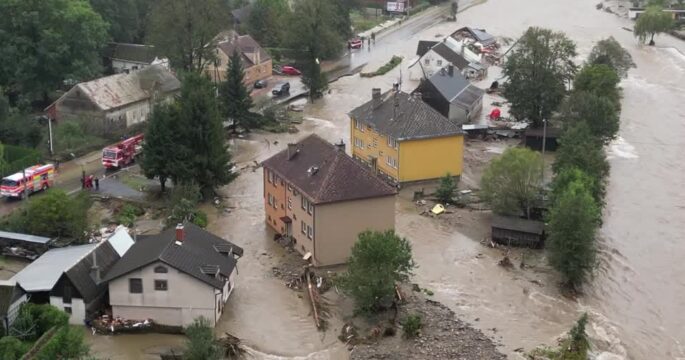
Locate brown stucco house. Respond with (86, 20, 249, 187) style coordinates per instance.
(262, 134, 397, 267)
(204, 30, 272, 85)
(102, 224, 243, 328)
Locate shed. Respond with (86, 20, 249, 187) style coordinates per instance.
(491, 215, 545, 248)
(523, 127, 562, 152)
(0, 231, 52, 260)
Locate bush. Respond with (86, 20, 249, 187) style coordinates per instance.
(9, 303, 69, 341)
(184, 317, 220, 360)
(401, 314, 422, 338)
(408, 2, 431, 16)
(360, 56, 402, 77)
(435, 173, 456, 204)
(116, 204, 144, 227)
(36, 326, 89, 360)
(192, 210, 208, 228)
(0, 336, 31, 360)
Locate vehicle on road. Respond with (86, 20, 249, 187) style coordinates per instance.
(102, 134, 144, 169)
(254, 79, 268, 89)
(281, 66, 301, 76)
(272, 82, 291, 96)
(1, 164, 55, 199)
(348, 38, 363, 49)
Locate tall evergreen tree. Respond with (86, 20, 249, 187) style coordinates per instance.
(178, 73, 236, 194)
(219, 50, 255, 132)
(142, 104, 191, 192)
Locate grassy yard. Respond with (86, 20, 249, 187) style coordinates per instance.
(119, 172, 150, 191)
(351, 10, 391, 33)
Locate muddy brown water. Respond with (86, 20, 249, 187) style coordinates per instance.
(86, 0, 684, 358)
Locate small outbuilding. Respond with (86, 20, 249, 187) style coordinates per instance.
(491, 215, 545, 248)
(523, 127, 562, 152)
(0, 231, 52, 260)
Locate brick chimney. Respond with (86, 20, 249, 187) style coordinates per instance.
(175, 223, 185, 244)
(335, 139, 345, 152)
(372, 88, 382, 108)
(287, 143, 299, 160)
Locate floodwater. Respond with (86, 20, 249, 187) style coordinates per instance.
(87, 0, 685, 358)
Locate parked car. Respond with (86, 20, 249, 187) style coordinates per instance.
(281, 66, 301, 76)
(272, 82, 290, 96)
(348, 38, 363, 49)
(254, 79, 267, 89)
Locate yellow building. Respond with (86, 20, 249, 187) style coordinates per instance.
(348, 88, 464, 183)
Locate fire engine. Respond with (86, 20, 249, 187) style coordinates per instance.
(0, 164, 55, 199)
(102, 134, 144, 169)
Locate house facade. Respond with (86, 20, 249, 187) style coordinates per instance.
(415, 65, 484, 124)
(45, 65, 180, 136)
(106, 43, 169, 74)
(262, 135, 397, 266)
(409, 41, 486, 81)
(103, 224, 243, 327)
(349, 88, 465, 183)
(203, 31, 272, 85)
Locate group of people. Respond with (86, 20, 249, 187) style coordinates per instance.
(82, 174, 100, 191)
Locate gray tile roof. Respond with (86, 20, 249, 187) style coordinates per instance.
(108, 43, 159, 64)
(262, 135, 397, 204)
(349, 91, 463, 141)
(65, 241, 120, 301)
(416, 40, 439, 56)
(11, 244, 97, 292)
(103, 224, 243, 289)
(491, 215, 545, 235)
(431, 42, 470, 70)
(426, 68, 484, 109)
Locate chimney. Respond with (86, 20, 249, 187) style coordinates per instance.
(392, 82, 399, 92)
(335, 139, 345, 152)
(287, 143, 298, 160)
(448, 65, 454, 76)
(91, 251, 100, 283)
(372, 88, 382, 108)
(175, 223, 185, 244)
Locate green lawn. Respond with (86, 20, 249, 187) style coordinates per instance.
(351, 10, 391, 34)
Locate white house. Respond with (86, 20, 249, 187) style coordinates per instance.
(107, 43, 169, 74)
(409, 41, 485, 81)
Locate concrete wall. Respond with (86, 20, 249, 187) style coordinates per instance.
(50, 297, 86, 325)
(350, 117, 400, 181)
(398, 135, 464, 182)
(314, 195, 396, 266)
(108, 261, 220, 327)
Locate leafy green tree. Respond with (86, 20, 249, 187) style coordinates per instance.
(634, 6, 675, 45)
(90, 0, 144, 42)
(142, 104, 190, 192)
(167, 182, 207, 228)
(177, 73, 236, 194)
(558, 91, 619, 144)
(36, 326, 90, 360)
(551, 167, 604, 209)
(480, 147, 544, 218)
(219, 50, 256, 132)
(247, 0, 290, 47)
(502, 27, 577, 128)
(147, 0, 228, 71)
(0, 337, 30, 360)
(435, 173, 456, 204)
(573, 64, 621, 109)
(184, 317, 221, 360)
(331, 0, 354, 40)
(547, 179, 600, 290)
(340, 230, 415, 314)
(587, 37, 635, 78)
(553, 123, 610, 194)
(0, 0, 108, 103)
(7, 190, 91, 241)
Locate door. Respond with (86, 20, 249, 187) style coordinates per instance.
(285, 222, 292, 237)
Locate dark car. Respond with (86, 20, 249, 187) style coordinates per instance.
(272, 82, 290, 96)
(254, 79, 267, 89)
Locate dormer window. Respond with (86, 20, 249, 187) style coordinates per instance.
(154, 265, 168, 273)
(200, 265, 220, 278)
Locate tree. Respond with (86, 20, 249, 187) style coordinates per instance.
(7, 190, 91, 241)
(219, 50, 255, 132)
(480, 147, 544, 218)
(184, 317, 221, 360)
(247, 0, 290, 47)
(546, 179, 599, 290)
(90, 0, 144, 43)
(553, 123, 610, 194)
(167, 183, 207, 228)
(331, 0, 354, 40)
(558, 91, 619, 144)
(36, 326, 90, 360)
(147, 0, 228, 71)
(0, 337, 30, 360)
(142, 104, 190, 192)
(551, 167, 604, 209)
(0, 0, 108, 103)
(573, 64, 621, 109)
(435, 173, 456, 204)
(177, 73, 236, 194)
(502, 27, 577, 128)
(340, 230, 415, 314)
(587, 37, 635, 78)
(634, 6, 674, 45)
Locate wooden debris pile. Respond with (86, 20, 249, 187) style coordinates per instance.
(219, 332, 246, 359)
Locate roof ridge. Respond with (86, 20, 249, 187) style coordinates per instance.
(316, 150, 343, 201)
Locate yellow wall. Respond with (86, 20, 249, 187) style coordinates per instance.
(398, 135, 464, 182)
(350, 117, 400, 180)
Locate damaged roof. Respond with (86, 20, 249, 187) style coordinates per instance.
(349, 90, 463, 141)
(103, 224, 244, 289)
(215, 30, 271, 66)
(55, 65, 180, 112)
(426, 67, 484, 109)
(491, 215, 545, 235)
(451, 26, 496, 46)
(262, 135, 397, 204)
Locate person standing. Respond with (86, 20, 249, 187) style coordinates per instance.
(94, 176, 100, 191)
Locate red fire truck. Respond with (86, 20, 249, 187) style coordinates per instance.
(102, 134, 144, 169)
(0, 164, 55, 199)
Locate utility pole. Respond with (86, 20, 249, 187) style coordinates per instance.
(48, 118, 54, 155)
(22, 168, 28, 202)
(541, 118, 547, 186)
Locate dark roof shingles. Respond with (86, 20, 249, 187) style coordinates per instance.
(349, 91, 463, 141)
(261, 135, 397, 204)
(431, 43, 470, 69)
(109, 43, 159, 63)
(491, 215, 545, 235)
(427, 69, 484, 108)
(65, 242, 120, 301)
(416, 40, 439, 56)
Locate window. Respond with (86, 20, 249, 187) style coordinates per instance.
(129, 278, 143, 293)
(268, 193, 274, 206)
(287, 184, 292, 192)
(308, 203, 313, 215)
(301, 220, 306, 234)
(288, 197, 292, 209)
(388, 136, 398, 149)
(437, 60, 443, 66)
(307, 225, 313, 239)
(154, 280, 168, 291)
(354, 119, 364, 131)
(386, 155, 398, 169)
(354, 138, 364, 149)
(424, 59, 430, 65)
(272, 197, 277, 209)
(63, 284, 72, 304)
(154, 266, 168, 273)
(302, 197, 309, 211)
(267, 170, 274, 183)
(64, 307, 72, 314)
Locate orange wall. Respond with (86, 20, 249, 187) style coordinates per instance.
(263, 167, 287, 233)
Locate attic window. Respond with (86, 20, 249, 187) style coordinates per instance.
(200, 265, 220, 277)
(154, 266, 168, 273)
(213, 244, 234, 257)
